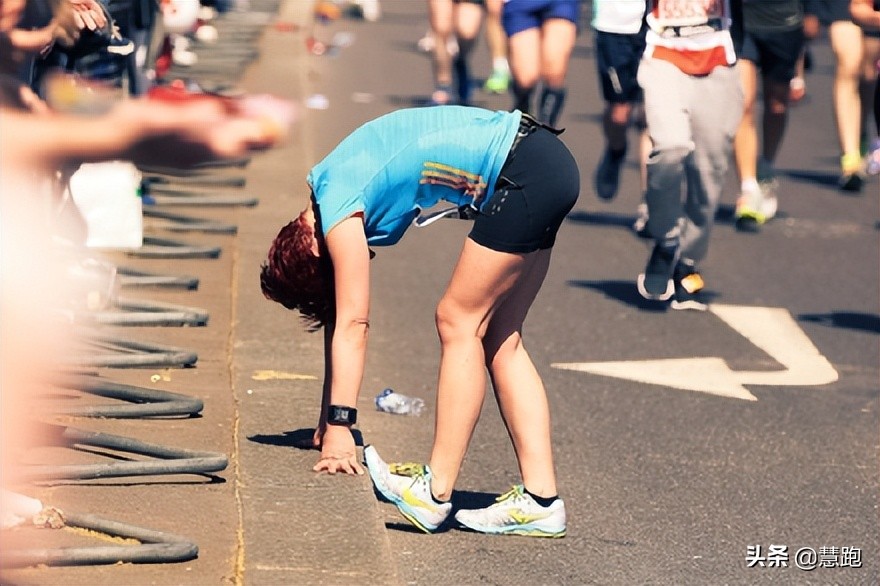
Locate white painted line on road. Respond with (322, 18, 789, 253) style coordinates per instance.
(551, 304, 839, 401)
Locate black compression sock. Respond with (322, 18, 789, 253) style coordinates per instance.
(525, 488, 558, 507)
(512, 83, 535, 115)
(610, 147, 627, 160)
(538, 86, 566, 127)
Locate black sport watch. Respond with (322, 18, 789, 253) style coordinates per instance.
(327, 405, 358, 426)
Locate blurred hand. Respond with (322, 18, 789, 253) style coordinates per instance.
(52, 0, 108, 47)
(70, 0, 108, 30)
(117, 96, 291, 168)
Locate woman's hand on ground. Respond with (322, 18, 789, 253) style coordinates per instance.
(313, 425, 364, 475)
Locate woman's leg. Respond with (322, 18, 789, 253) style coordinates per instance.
(537, 18, 577, 126)
(734, 58, 760, 185)
(428, 0, 455, 103)
(507, 27, 542, 113)
(830, 20, 865, 176)
(427, 239, 531, 500)
(452, 1, 484, 103)
(539, 18, 577, 88)
(761, 74, 794, 164)
(484, 0, 510, 93)
(483, 248, 557, 497)
(861, 36, 880, 137)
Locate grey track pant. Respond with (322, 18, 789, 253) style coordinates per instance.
(638, 57, 743, 263)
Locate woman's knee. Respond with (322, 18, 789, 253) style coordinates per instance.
(435, 297, 479, 344)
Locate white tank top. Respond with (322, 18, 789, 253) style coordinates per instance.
(591, 0, 647, 34)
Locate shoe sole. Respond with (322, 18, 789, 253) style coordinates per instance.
(595, 187, 617, 201)
(456, 518, 565, 538)
(483, 84, 508, 94)
(594, 159, 620, 201)
(735, 215, 762, 233)
(637, 273, 674, 301)
(670, 299, 708, 311)
(364, 448, 443, 533)
(839, 174, 864, 193)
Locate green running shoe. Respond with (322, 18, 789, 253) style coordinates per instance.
(483, 69, 510, 94)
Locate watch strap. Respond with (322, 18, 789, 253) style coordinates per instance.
(327, 404, 357, 426)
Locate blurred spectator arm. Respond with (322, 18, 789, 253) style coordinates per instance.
(1, 96, 281, 171)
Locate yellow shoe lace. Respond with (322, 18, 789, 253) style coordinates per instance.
(495, 485, 525, 503)
(388, 462, 426, 477)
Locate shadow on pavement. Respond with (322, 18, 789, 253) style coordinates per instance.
(800, 311, 880, 334)
(779, 168, 840, 188)
(568, 279, 676, 312)
(566, 209, 639, 231)
(248, 428, 365, 450)
(372, 489, 500, 534)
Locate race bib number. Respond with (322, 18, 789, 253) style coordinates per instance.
(655, 0, 723, 25)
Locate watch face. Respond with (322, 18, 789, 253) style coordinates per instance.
(328, 405, 357, 425)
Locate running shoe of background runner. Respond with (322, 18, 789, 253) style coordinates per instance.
(734, 182, 769, 232)
(839, 152, 865, 192)
(594, 147, 626, 200)
(350, 0, 380, 21)
(757, 177, 779, 221)
(454, 485, 566, 538)
(364, 445, 451, 533)
(866, 139, 880, 176)
(670, 261, 707, 311)
(484, 68, 510, 94)
(638, 239, 679, 301)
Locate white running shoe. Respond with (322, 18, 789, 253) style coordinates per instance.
(758, 178, 779, 221)
(351, 0, 380, 22)
(454, 485, 566, 538)
(364, 446, 451, 533)
(416, 30, 458, 56)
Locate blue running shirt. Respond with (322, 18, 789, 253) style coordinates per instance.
(307, 106, 521, 246)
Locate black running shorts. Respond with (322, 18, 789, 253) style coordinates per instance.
(594, 28, 647, 103)
(734, 27, 805, 82)
(469, 127, 580, 254)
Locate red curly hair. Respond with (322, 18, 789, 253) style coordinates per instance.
(260, 210, 334, 331)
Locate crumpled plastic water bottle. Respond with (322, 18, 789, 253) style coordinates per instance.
(375, 388, 425, 416)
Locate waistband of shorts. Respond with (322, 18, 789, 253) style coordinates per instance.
(509, 112, 564, 156)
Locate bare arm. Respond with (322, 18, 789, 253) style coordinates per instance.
(0, 97, 279, 171)
(7, 24, 55, 53)
(851, 0, 880, 29)
(313, 214, 370, 475)
(6, 0, 108, 54)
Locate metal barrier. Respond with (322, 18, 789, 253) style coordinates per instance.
(1, 511, 198, 568)
(143, 208, 238, 235)
(1, 1, 281, 575)
(127, 236, 222, 259)
(78, 297, 210, 327)
(50, 374, 204, 419)
(117, 266, 200, 290)
(16, 425, 228, 483)
(63, 332, 199, 368)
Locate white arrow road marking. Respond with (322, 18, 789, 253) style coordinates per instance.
(708, 304, 838, 387)
(552, 304, 839, 401)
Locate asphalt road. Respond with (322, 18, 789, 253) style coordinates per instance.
(264, 2, 879, 585)
(3, 1, 876, 585)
